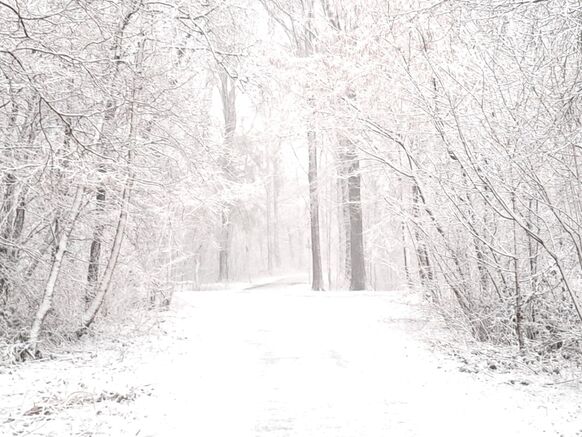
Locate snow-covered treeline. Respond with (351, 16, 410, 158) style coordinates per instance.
(2, 0, 582, 358)
(259, 0, 582, 353)
(0, 0, 270, 357)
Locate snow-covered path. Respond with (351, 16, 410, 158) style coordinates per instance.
(2, 283, 582, 436)
(136, 284, 581, 436)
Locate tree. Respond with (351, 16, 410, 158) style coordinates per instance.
(260, 0, 324, 290)
(0, 0, 259, 356)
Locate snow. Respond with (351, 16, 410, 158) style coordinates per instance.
(2, 282, 582, 436)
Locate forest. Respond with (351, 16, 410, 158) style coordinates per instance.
(1, 0, 582, 363)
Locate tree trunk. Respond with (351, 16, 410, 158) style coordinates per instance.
(288, 227, 296, 268)
(266, 181, 273, 274)
(86, 185, 105, 306)
(218, 209, 231, 282)
(79, 178, 131, 335)
(512, 190, 525, 351)
(308, 129, 323, 291)
(412, 182, 434, 287)
(271, 153, 281, 269)
(337, 157, 352, 287)
(82, 1, 140, 306)
(28, 186, 84, 356)
(327, 175, 333, 289)
(0, 173, 18, 305)
(346, 146, 366, 291)
(217, 72, 237, 282)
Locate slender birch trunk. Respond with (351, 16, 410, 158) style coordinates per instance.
(28, 186, 84, 356)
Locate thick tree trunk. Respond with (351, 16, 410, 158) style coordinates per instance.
(336, 147, 353, 287)
(28, 186, 83, 356)
(217, 72, 237, 282)
(308, 130, 323, 291)
(346, 148, 366, 291)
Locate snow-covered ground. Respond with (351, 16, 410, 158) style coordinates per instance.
(2, 282, 582, 436)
